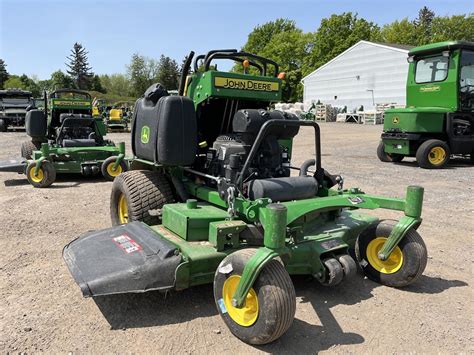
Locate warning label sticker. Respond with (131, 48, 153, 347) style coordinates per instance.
(113, 234, 142, 254)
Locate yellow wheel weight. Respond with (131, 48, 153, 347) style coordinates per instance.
(428, 146, 446, 165)
(118, 194, 129, 224)
(29, 167, 44, 183)
(222, 275, 259, 327)
(366, 237, 404, 274)
(107, 162, 123, 177)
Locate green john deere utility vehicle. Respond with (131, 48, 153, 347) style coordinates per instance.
(378, 41, 474, 168)
(63, 50, 428, 345)
(0, 89, 127, 187)
(0, 89, 34, 131)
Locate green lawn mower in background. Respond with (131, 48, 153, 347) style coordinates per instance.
(64, 50, 428, 345)
(0, 89, 127, 187)
(378, 41, 474, 168)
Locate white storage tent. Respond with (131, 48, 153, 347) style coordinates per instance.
(301, 41, 412, 111)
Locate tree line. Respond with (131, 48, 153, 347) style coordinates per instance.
(0, 7, 472, 101)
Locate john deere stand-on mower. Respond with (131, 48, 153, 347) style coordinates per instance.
(63, 50, 428, 345)
(378, 41, 474, 168)
(0, 89, 127, 187)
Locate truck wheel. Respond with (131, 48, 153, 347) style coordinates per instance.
(101, 156, 128, 181)
(416, 139, 450, 169)
(110, 170, 174, 225)
(0, 119, 7, 132)
(26, 161, 56, 188)
(214, 249, 296, 345)
(21, 141, 41, 159)
(355, 221, 427, 287)
(377, 141, 403, 162)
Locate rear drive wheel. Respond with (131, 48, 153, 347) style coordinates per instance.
(377, 141, 403, 162)
(0, 119, 7, 132)
(356, 221, 427, 287)
(416, 139, 450, 169)
(213, 249, 296, 345)
(21, 141, 41, 159)
(26, 161, 56, 188)
(101, 156, 128, 181)
(110, 170, 174, 225)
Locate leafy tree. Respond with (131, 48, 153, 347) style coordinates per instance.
(431, 14, 474, 42)
(0, 59, 9, 89)
(305, 13, 379, 74)
(100, 73, 131, 97)
(127, 53, 150, 97)
(243, 19, 298, 54)
(155, 55, 180, 90)
(50, 70, 75, 90)
(4, 76, 25, 90)
(66, 42, 93, 90)
(376, 18, 418, 45)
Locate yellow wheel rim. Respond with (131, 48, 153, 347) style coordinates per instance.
(428, 146, 446, 165)
(118, 194, 129, 224)
(222, 275, 259, 327)
(29, 167, 44, 183)
(107, 162, 123, 177)
(366, 237, 403, 274)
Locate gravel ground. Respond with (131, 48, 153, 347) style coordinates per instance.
(0, 123, 473, 354)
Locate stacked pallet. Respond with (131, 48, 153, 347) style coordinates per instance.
(336, 113, 361, 123)
(359, 110, 384, 125)
(314, 104, 337, 122)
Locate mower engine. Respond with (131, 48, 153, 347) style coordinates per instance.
(200, 108, 319, 202)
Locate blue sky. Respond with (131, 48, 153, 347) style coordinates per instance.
(1, 0, 472, 79)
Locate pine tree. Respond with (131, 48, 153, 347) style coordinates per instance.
(414, 6, 436, 45)
(66, 43, 93, 90)
(156, 55, 180, 90)
(0, 59, 9, 89)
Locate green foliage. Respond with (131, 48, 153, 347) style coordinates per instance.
(50, 70, 75, 90)
(87, 90, 135, 105)
(304, 13, 379, 74)
(91, 74, 106, 93)
(431, 14, 474, 43)
(66, 42, 93, 90)
(0, 59, 9, 89)
(127, 53, 151, 97)
(376, 18, 418, 45)
(377, 8, 474, 45)
(156, 55, 180, 90)
(100, 73, 131, 97)
(4, 76, 25, 90)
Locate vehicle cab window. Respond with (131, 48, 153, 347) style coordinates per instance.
(415, 55, 449, 83)
(460, 50, 474, 111)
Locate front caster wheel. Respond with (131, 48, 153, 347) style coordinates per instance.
(356, 221, 427, 287)
(101, 156, 128, 181)
(26, 161, 56, 188)
(213, 249, 296, 345)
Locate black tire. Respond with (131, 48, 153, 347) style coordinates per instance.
(0, 119, 7, 132)
(101, 156, 128, 181)
(416, 139, 450, 169)
(26, 160, 56, 188)
(355, 221, 427, 287)
(377, 141, 404, 163)
(110, 170, 174, 226)
(21, 141, 41, 159)
(213, 249, 296, 345)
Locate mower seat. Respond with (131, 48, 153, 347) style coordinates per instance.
(59, 113, 95, 126)
(62, 139, 97, 147)
(109, 109, 122, 121)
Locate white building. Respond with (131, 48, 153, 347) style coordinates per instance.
(301, 41, 412, 111)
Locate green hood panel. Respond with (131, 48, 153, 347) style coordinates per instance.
(384, 108, 448, 133)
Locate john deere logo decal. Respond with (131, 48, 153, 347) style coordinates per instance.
(392, 117, 400, 124)
(141, 126, 150, 144)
